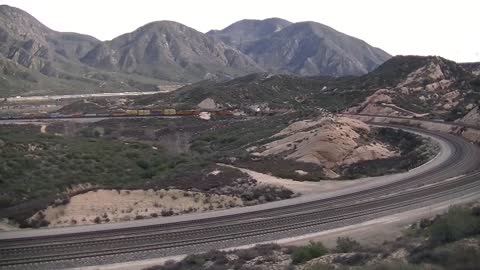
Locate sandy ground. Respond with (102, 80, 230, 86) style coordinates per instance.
(223, 164, 380, 195)
(36, 189, 242, 227)
(0, 219, 18, 231)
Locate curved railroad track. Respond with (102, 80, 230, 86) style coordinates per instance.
(0, 124, 479, 270)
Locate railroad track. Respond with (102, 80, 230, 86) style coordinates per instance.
(0, 125, 479, 270)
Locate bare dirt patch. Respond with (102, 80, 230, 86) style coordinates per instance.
(35, 189, 243, 227)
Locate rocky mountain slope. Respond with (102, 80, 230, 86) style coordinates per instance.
(345, 56, 479, 120)
(81, 21, 263, 82)
(0, 5, 99, 74)
(0, 5, 175, 96)
(0, 5, 392, 96)
(208, 18, 391, 76)
(207, 18, 292, 47)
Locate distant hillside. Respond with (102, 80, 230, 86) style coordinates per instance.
(135, 71, 379, 113)
(207, 18, 292, 47)
(208, 19, 391, 76)
(137, 56, 479, 122)
(81, 21, 263, 82)
(0, 5, 174, 96)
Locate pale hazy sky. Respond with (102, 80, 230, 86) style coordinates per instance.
(1, 0, 479, 62)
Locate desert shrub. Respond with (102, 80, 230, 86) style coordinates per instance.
(253, 243, 281, 256)
(332, 253, 371, 266)
(419, 218, 432, 229)
(471, 205, 480, 216)
(203, 250, 228, 265)
(304, 264, 336, 270)
(235, 248, 260, 261)
(183, 254, 206, 266)
(357, 261, 425, 270)
(0, 196, 13, 208)
(25, 219, 50, 228)
(136, 159, 150, 169)
(438, 245, 480, 270)
(335, 237, 362, 253)
(147, 250, 230, 270)
(292, 241, 328, 264)
(161, 209, 174, 217)
(428, 207, 480, 245)
(409, 243, 480, 270)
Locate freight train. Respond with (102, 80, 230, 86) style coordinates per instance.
(0, 109, 234, 120)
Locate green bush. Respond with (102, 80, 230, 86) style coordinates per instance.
(428, 207, 480, 245)
(357, 261, 426, 270)
(183, 254, 206, 266)
(304, 264, 336, 270)
(335, 237, 362, 253)
(292, 241, 328, 264)
(409, 243, 480, 270)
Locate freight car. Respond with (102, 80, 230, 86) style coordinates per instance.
(126, 109, 139, 116)
(176, 110, 198, 116)
(112, 111, 128, 117)
(138, 109, 151, 116)
(163, 108, 176, 115)
(124, 109, 176, 116)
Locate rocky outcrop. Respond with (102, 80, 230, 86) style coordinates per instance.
(345, 56, 477, 119)
(197, 98, 218, 110)
(251, 117, 397, 175)
(0, 5, 100, 75)
(458, 106, 480, 126)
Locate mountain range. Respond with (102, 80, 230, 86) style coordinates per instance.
(0, 5, 390, 96)
(208, 18, 390, 76)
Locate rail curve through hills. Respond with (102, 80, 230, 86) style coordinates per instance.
(0, 122, 479, 270)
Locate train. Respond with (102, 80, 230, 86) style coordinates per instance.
(0, 108, 234, 120)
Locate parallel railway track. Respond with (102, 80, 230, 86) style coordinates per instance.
(0, 124, 479, 269)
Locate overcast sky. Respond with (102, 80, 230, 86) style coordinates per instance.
(1, 0, 479, 62)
